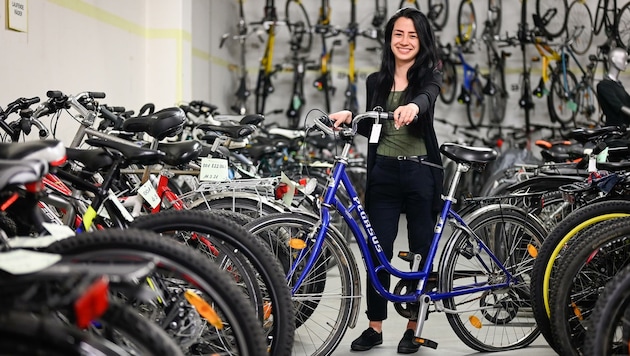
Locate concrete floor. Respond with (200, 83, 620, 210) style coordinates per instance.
(328, 215, 559, 356)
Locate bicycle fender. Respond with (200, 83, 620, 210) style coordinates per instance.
(505, 175, 584, 193)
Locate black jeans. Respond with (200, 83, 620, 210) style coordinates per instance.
(365, 156, 436, 321)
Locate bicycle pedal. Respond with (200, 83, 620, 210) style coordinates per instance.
(415, 337, 438, 349)
(397, 251, 419, 263)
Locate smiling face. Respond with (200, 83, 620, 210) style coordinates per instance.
(390, 17, 420, 66)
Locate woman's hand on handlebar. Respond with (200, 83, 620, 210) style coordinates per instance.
(329, 110, 353, 129)
(393, 103, 419, 129)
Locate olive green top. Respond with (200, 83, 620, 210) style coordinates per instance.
(376, 90, 427, 157)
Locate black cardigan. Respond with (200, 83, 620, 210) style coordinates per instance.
(357, 68, 444, 213)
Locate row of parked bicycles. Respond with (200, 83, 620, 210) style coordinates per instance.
(2, 87, 630, 355)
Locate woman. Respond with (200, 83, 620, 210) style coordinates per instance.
(329, 7, 443, 354)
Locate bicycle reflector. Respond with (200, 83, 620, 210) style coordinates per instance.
(74, 276, 109, 329)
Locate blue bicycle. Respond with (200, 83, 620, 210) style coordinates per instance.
(455, 43, 487, 129)
(245, 111, 547, 355)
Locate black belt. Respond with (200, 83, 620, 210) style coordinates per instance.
(377, 155, 427, 163)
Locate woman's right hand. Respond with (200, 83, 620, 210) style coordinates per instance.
(329, 110, 353, 128)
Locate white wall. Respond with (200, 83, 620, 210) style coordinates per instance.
(0, 0, 628, 147)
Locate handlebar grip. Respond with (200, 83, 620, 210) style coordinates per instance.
(47, 90, 64, 98)
(23, 97, 41, 106)
(89, 92, 106, 99)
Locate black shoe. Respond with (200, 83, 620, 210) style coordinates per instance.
(397, 329, 420, 354)
(351, 327, 383, 351)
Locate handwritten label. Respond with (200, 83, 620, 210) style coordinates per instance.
(8, 0, 28, 32)
(200, 158, 229, 181)
(138, 180, 161, 209)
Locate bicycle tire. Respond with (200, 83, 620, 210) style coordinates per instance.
(466, 78, 486, 128)
(439, 57, 458, 104)
(244, 212, 361, 356)
(574, 80, 600, 125)
(593, 0, 607, 35)
(529, 198, 630, 352)
(549, 217, 630, 355)
(487, 0, 502, 36)
(0, 311, 128, 355)
(44, 228, 268, 356)
(566, 0, 593, 55)
(129, 209, 295, 356)
(96, 300, 184, 355)
(487, 61, 507, 124)
(536, 0, 568, 39)
(547, 69, 578, 128)
(584, 263, 630, 355)
(457, 0, 477, 44)
(428, 0, 449, 30)
(439, 205, 545, 351)
(285, 0, 313, 54)
(616, 2, 630, 49)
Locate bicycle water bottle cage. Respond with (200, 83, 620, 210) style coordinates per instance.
(533, 78, 546, 98)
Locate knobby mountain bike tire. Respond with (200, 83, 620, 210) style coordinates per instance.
(529, 198, 630, 352)
(535, 0, 568, 39)
(244, 212, 361, 356)
(129, 209, 295, 356)
(549, 217, 630, 355)
(584, 262, 630, 355)
(44, 228, 268, 356)
(439, 204, 545, 351)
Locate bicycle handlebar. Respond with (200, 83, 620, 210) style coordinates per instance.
(313, 110, 416, 137)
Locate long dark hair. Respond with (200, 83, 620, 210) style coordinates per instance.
(372, 8, 439, 106)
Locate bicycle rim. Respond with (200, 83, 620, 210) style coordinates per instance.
(487, 64, 507, 124)
(440, 59, 458, 104)
(616, 3, 630, 49)
(440, 206, 544, 351)
(567, 1, 593, 54)
(457, 0, 477, 44)
(547, 70, 578, 128)
(245, 213, 360, 356)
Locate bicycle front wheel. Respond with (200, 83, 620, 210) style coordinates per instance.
(536, 0, 568, 38)
(245, 212, 361, 356)
(566, 0, 593, 54)
(616, 3, 630, 50)
(439, 205, 545, 351)
(428, 0, 449, 30)
(457, 0, 477, 44)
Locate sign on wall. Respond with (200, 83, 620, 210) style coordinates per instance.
(7, 0, 27, 32)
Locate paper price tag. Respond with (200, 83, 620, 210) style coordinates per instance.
(200, 157, 229, 181)
(369, 124, 382, 143)
(138, 180, 161, 209)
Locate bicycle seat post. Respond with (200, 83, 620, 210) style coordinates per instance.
(444, 162, 470, 204)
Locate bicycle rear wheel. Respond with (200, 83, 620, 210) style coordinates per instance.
(439, 205, 545, 351)
(486, 62, 507, 124)
(616, 3, 630, 49)
(44, 228, 267, 356)
(566, 0, 593, 54)
(593, 0, 608, 35)
(285, 0, 313, 53)
(439, 57, 458, 104)
(549, 217, 630, 355)
(584, 263, 630, 355)
(536, 0, 568, 38)
(428, 0, 449, 30)
(547, 70, 578, 128)
(466, 78, 486, 128)
(457, 0, 477, 44)
(244, 212, 361, 356)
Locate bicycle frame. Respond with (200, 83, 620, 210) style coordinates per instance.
(456, 46, 481, 104)
(290, 113, 518, 304)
